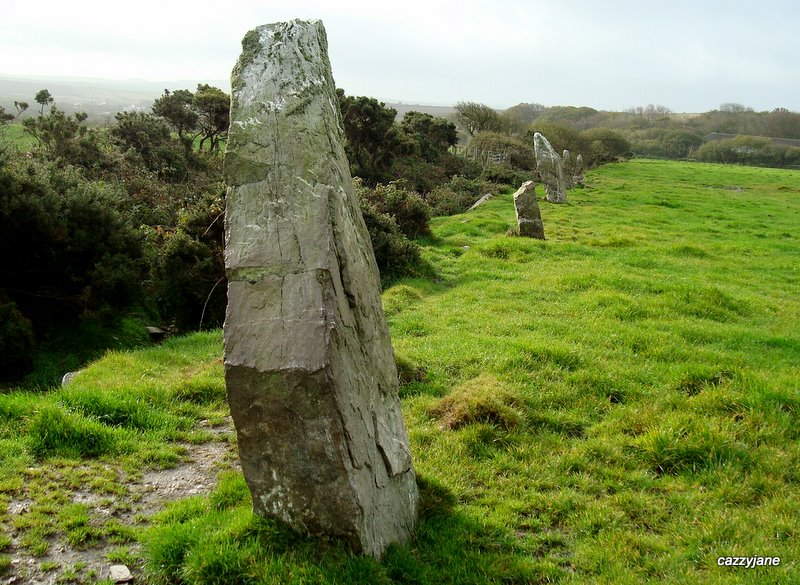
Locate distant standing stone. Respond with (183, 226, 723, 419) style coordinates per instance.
(513, 181, 545, 239)
(61, 370, 83, 387)
(533, 132, 567, 203)
(223, 19, 418, 558)
(562, 149, 574, 190)
(574, 153, 585, 186)
(468, 193, 494, 211)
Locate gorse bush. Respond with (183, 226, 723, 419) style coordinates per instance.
(0, 156, 146, 327)
(0, 300, 35, 379)
(354, 180, 431, 239)
(358, 198, 425, 285)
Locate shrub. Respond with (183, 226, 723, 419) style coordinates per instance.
(355, 180, 431, 239)
(0, 158, 146, 326)
(358, 198, 424, 285)
(581, 128, 632, 165)
(481, 163, 533, 188)
(0, 300, 35, 380)
(426, 175, 494, 217)
(426, 186, 474, 217)
(467, 131, 535, 170)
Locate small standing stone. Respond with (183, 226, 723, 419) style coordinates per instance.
(533, 132, 567, 203)
(61, 370, 83, 387)
(513, 181, 545, 239)
(468, 193, 494, 211)
(574, 153, 585, 186)
(562, 149, 574, 190)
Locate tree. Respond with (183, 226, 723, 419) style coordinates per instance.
(719, 103, 754, 113)
(764, 109, 800, 139)
(337, 89, 410, 184)
(399, 111, 457, 162)
(34, 89, 54, 115)
(153, 89, 198, 141)
(110, 111, 189, 181)
(453, 101, 503, 136)
(193, 84, 229, 152)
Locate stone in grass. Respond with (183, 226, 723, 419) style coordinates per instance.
(574, 153, 585, 186)
(468, 193, 494, 211)
(109, 564, 133, 583)
(513, 181, 545, 239)
(533, 132, 567, 203)
(562, 149, 574, 190)
(223, 19, 419, 558)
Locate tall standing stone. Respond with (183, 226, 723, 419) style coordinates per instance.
(574, 153, 585, 186)
(562, 149, 574, 190)
(223, 19, 419, 558)
(513, 181, 545, 239)
(533, 132, 567, 203)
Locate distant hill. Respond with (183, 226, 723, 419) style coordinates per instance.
(0, 75, 229, 123)
(0, 74, 455, 124)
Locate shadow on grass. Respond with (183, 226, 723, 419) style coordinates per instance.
(143, 473, 566, 585)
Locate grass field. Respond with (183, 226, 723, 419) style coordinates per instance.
(1, 159, 798, 583)
(0, 123, 37, 151)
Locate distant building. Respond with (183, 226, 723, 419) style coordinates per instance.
(703, 132, 800, 149)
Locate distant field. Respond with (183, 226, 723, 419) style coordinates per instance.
(1, 159, 798, 584)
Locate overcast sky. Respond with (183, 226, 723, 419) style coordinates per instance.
(1, 0, 798, 112)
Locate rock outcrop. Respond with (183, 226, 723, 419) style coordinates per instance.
(513, 181, 545, 239)
(223, 19, 419, 558)
(533, 132, 567, 203)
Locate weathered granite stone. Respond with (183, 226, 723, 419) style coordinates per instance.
(223, 20, 418, 558)
(513, 181, 545, 239)
(562, 149, 574, 190)
(468, 193, 493, 211)
(574, 153, 585, 186)
(533, 132, 567, 203)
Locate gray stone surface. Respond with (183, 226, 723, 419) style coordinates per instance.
(575, 153, 585, 186)
(513, 181, 545, 239)
(61, 370, 83, 387)
(223, 19, 418, 558)
(533, 132, 567, 203)
(562, 149, 574, 190)
(468, 193, 493, 211)
(109, 564, 133, 583)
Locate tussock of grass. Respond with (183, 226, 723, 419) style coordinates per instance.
(430, 375, 525, 430)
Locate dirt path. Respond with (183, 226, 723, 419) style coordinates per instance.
(4, 419, 239, 585)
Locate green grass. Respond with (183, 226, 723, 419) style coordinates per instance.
(2, 159, 799, 583)
(0, 123, 37, 151)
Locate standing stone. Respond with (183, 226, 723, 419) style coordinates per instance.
(562, 149, 574, 190)
(223, 20, 418, 558)
(513, 181, 545, 239)
(468, 193, 493, 211)
(574, 153, 585, 186)
(533, 132, 567, 203)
